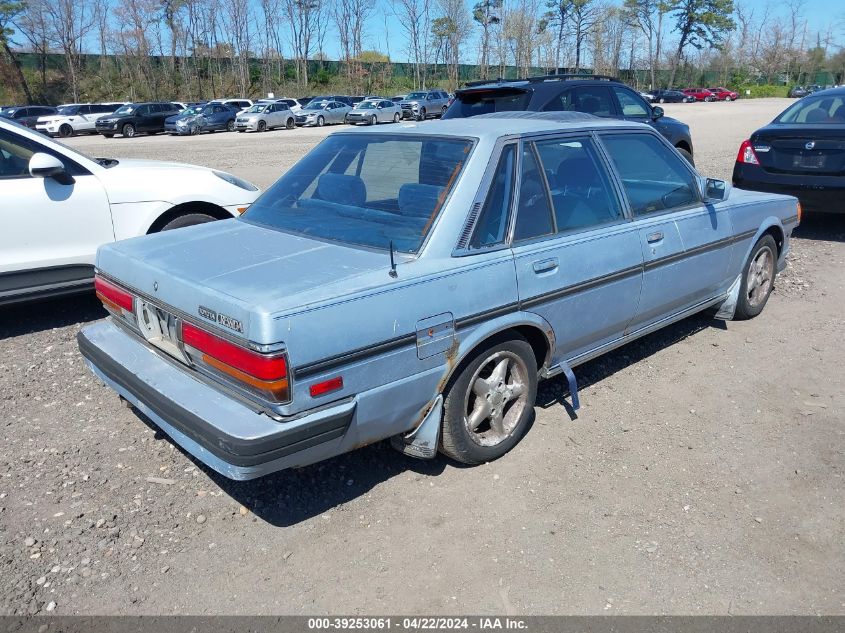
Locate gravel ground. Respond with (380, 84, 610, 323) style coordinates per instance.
(1, 98, 843, 616)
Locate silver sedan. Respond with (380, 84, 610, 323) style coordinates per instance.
(235, 103, 296, 132)
(345, 99, 402, 125)
(295, 100, 352, 127)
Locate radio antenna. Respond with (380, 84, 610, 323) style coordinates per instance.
(388, 241, 398, 278)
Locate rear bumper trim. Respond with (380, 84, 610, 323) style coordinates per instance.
(78, 321, 354, 477)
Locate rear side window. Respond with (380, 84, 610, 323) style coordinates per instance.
(601, 133, 699, 216)
(534, 137, 622, 233)
(513, 145, 554, 241)
(470, 145, 515, 249)
(543, 86, 614, 117)
(443, 88, 531, 119)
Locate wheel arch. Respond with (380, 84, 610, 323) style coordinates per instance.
(674, 139, 692, 153)
(439, 314, 555, 395)
(146, 201, 232, 234)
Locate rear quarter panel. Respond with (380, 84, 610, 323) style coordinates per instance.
(725, 188, 800, 276)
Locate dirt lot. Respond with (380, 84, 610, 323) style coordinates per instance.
(1, 98, 843, 616)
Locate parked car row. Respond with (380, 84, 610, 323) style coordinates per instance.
(5, 71, 827, 482)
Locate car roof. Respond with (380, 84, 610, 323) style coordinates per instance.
(334, 111, 646, 141)
(807, 86, 845, 96)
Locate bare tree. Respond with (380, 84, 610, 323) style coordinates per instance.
(44, 0, 98, 100)
(473, 0, 502, 79)
(285, 0, 321, 87)
(393, 0, 432, 88)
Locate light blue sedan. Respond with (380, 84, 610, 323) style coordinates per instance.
(78, 112, 800, 480)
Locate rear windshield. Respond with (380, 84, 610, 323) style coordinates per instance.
(442, 88, 531, 119)
(243, 133, 474, 253)
(776, 95, 845, 124)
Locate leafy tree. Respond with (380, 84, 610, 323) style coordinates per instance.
(473, 0, 501, 79)
(666, 0, 735, 87)
(0, 0, 33, 103)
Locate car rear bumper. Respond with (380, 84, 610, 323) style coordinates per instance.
(733, 164, 845, 214)
(78, 320, 355, 480)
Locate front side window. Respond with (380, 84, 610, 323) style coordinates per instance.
(513, 145, 554, 241)
(0, 129, 34, 178)
(613, 87, 650, 117)
(534, 137, 623, 233)
(243, 133, 473, 253)
(601, 133, 699, 216)
(470, 145, 515, 249)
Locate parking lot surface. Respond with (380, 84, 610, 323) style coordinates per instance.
(1, 98, 843, 615)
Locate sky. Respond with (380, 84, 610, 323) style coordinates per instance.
(10, 0, 844, 64)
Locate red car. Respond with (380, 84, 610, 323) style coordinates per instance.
(707, 87, 739, 101)
(682, 88, 716, 102)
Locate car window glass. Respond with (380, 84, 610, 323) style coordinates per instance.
(470, 144, 515, 249)
(135, 105, 148, 115)
(613, 87, 650, 117)
(777, 96, 845, 124)
(14, 109, 28, 118)
(0, 128, 35, 178)
(244, 134, 472, 253)
(601, 133, 699, 216)
(513, 145, 554, 241)
(534, 137, 622, 233)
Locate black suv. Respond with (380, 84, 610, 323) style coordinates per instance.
(95, 102, 182, 138)
(443, 74, 695, 164)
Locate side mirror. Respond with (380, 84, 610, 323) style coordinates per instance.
(702, 177, 729, 202)
(29, 152, 73, 184)
(651, 105, 664, 120)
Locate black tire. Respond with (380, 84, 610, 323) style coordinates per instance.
(734, 235, 777, 320)
(226, 119, 235, 132)
(370, 114, 377, 126)
(440, 105, 447, 117)
(676, 147, 695, 167)
(440, 334, 538, 465)
(286, 117, 295, 130)
(416, 107, 426, 121)
(102, 134, 114, 138)
(58, 123, 73, 138)
(316, 115, 324, 127)
(393, 112, 400, 123)
(257, 120, 267, 132)
(159, 213, 217, 231)
(122, 123, 135, 138)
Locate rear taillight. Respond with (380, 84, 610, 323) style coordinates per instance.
(796, 201, 803, 225)
(95, 275, 134, 314)
(737, 139, 759, 165)
(181, 321, 289, 402)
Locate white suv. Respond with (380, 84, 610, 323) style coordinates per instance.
(0, 119, 260, 305)
(36, 103, 125, 137)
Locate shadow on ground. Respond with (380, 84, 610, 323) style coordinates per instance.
(0, 294, 105, 339)
(792, 214, 845, 243)
(131, 310, 721, 527)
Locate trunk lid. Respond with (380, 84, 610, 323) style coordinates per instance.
(96, 219, 396, 344)
(751, 124, 845, 176)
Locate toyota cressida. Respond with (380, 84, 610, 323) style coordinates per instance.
(78, 112, 800, 480)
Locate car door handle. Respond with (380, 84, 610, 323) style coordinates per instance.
(646, 231, 664, 244)
(532, 258, 559, 274)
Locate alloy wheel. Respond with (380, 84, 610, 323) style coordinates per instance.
(463, 350, 530, 447)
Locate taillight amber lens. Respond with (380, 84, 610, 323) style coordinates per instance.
(181, 321, 289, 402)
(95, 275, 134, 313)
